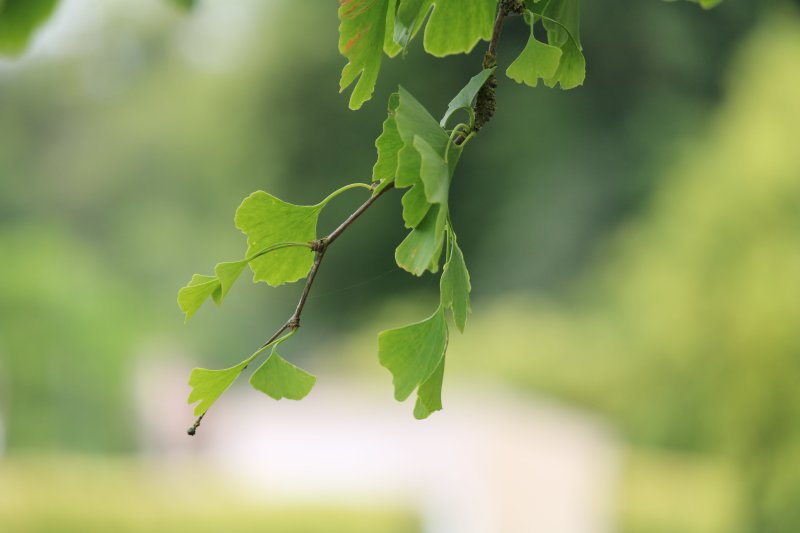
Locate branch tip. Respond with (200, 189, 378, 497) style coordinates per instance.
(187, 414, 204, 436)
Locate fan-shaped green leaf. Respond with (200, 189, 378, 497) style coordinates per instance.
(338, 0, 393, 109)
(423, 0, 497, 57)
(376, 88, 449, 231)
(541, 0, 580, 48)
(506, 34, 562, 88)
(440, 237, 471, 332)
(187, 359, 250, 416)
(212, 261, 248, 304)
(391, 0, 430, 54)
(234, 192, 319, 287)
(372, 92, 402, 182)
(413, 355, 445, 419)
(378, 306, 448, 401)
(395, 204, 446, 275)
(400, 183, 432, 229)
(519, 5, 585, 90)
(414, 135, 449, 204)
(394, 87, 449, 188)
(381, 87, 473, 275)
(250, 349, 316, 401)
(394, 134, 458, 275)
(543, 34, 585, 90)
(178, 274, 221, 322)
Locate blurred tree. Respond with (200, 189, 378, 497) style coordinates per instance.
(447, 12, 800, 531)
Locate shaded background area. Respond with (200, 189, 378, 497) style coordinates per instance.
(1, 0, 799, 531)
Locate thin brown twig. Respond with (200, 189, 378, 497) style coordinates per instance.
(466, 0, 521, 138)
(327, 183, 393, 245)
(487, 2, 510, 59)
(286, 182, 395, 328)
(288, 248, 325, 329)
(188, 181, 395, 436)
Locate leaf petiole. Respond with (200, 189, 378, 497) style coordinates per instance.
(243, 328, 297, 370)
(534, 13, 582, 50)
(445, 124, 471, 162)
(317, 182, 374, 207)
(245, 241, 313, 263)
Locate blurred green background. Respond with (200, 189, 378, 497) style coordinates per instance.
(1, 0, 799, 531)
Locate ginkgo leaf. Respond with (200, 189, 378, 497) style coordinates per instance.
(394, 87, 449, 188)
(0, 0, 58, 57)
(372, 92, 402, 182)
(388, 0, 498, 57)
(440, 236, 471, 332)
(212, 260, 248, 304)
(395, 205, 447, 275)
(423, 0, 497, 57)
(543, 34, 585, 90)
(338, 0, 393, 109)
(178, 274, 221, 322)
(379, 88, 449, 232)
(440, 68, 495, 128)
(250, 349, 316, 401)
(390, 0, 430, 54)
(383, 87, 472, 276)
(414, 135, 449, 204)
(179, 264, 244, 321)
(542, 0, 580, 48)
(394, 88, 448, 233)
(178, 243, 310, 321)
(234, 192, 319, 287)
(394, 135, 456, 274)
(187, 359, 250, 416)
(522, 5, 585, 90)
(378, 306, 448, 401)
(400, 182, 432, 229)
(372, 89, 446, 228)
(506, 33, 562, 88)
(340, 0, 497, 105)
(413, 355, 445, 419)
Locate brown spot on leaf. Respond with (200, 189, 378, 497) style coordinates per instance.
(340, 0, 369, 19)
(344, 29, 366, 53)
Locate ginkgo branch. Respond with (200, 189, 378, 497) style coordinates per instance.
(187, 328, 296, 436)
(185, 0, 574, 432)
(472, 0, 521, 134)
(188, 181, 395, 435)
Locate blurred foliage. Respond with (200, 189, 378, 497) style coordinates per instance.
(168, 0, 196, 11)
(619, 449, 741, 533)
(0, 0, 58, 56)
(0, 227, 143, 451)
(440, 12, 800, 532)
(0, 455, 419, 532)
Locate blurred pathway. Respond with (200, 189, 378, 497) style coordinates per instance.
(138, 364, 620, 533)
